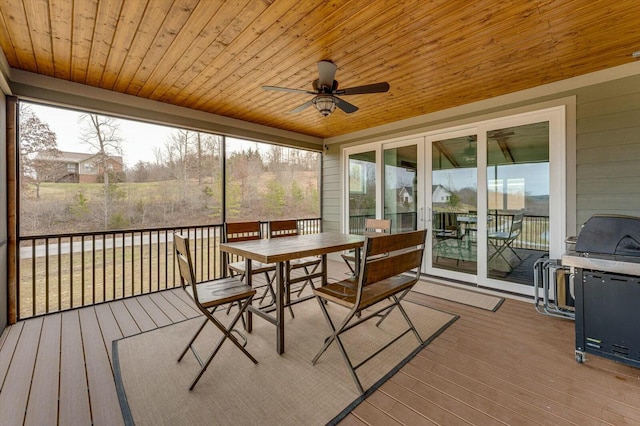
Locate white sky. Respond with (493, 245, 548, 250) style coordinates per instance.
(28, 102, 175, 167)
(27, 102, 279, 168)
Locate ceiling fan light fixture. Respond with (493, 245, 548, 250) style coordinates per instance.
(313, 95, 336, 116)
(462, 138, 476, 165)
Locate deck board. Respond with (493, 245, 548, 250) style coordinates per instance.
(122, 297, 158, 331)
(78, 307, 124, 426)
(159, 288, 200, 318)
(383, 373, 504, 426)
(94, 303, 124, 365)
(0, 320, 23, 386)
(24, 313, 61, 426)
(351, 399, 405, 425)
(3, 262, 640, 425)
(148, 291, 189, 322)
(0, 317, 42, 426)
(109, 300, 142, 337)
(136, 294, 173, 328)
(365, 389, 439, 425)
(59, 310, 92, 426)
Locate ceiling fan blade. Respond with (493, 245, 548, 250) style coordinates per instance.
(337, 82, 390, 95)
(262, 85, 312, 94)
(317, 60, 337, 88)
(289, 99, 314, 113)
(335, 97, 359, 114)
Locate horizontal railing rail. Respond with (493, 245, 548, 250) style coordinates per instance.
(351, 212, 550, 251)
(17, 218, 322, 320)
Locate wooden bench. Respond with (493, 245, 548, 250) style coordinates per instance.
(311, 229, 427, 394)
(341, 218, 391, 274)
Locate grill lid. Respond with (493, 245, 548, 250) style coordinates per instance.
(575, 214, 640, 256)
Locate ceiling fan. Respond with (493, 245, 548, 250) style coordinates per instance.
(262, 60, 390, 117)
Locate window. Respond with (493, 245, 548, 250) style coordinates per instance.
(225, 137, 321, 222)
(17, 101, 321, 235)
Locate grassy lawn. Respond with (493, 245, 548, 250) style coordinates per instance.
(19, 238, 224, 319)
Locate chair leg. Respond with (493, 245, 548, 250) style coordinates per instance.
(287, 266, 296, 319)
(257, 271, 277, 307)
(177, 317, 209, 362)
(183, 297, 258, 390)
(373, 290, 423, 345)
(312, 297, 351, 364)
(295, 262, 320, 297)
(311, 297, 363, 393)
(504, 242, 522, 261)
(341, 254, 356, 275)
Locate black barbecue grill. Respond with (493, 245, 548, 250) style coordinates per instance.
(562, 214, 640, 367)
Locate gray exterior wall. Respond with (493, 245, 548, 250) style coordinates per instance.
(575, 74, 640, 229)
(1, 91, 7, 332)
(322, 145, 342, 233)
(322, 72, 640, 238)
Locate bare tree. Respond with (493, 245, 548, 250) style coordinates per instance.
(193, 132, 222, 184)
(165, 129, 192, 182)
(78, 113, 124, 229)
(19, 104, 61, 198)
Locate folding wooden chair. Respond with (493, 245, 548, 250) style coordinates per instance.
(342, 218, 391, 274)
(488, 213, 524, 269)
(268, 219, 322, 317)
(312, 229, 427, 394)
(174, 233, 257, 390)
(224, 221, 277, 307)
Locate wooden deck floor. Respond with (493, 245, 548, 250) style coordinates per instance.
(2, 263, 640, 425)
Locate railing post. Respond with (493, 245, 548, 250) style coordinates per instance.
(7, 96, 18, 324)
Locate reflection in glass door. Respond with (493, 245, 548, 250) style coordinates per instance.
(486, 122, 549, 286)
(431, 135, 478, 275)
(347, 151, 377, 234)
(384, 145, 418, 233)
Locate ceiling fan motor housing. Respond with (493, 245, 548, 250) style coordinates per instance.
(262, 60, 388, 116)
(313, 95, 336, 116)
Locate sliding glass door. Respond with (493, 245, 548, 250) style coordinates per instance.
(347, 151, 377, 234)
(428, 132, 479, 279)
(486, 122, 550, 286)
(384, 142, 420, 233)
(343, 106, 565, 296)
(423, 107, 565, 295)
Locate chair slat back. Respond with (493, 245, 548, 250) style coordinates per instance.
(510, 213, 524, 236)
(364, 218, 391, 234)
(359, 229, 427, 287)
(269, 219, 299, 238)
(174, 233, 199, 301)
(224, 221, 262, 243)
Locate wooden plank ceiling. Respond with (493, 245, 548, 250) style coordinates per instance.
(0, 0, 639, 139)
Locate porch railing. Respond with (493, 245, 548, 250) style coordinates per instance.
(17, 218, 321, 320)
(350, 212, 550, 251)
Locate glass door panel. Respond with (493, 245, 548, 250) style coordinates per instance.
(384, 145, 418, 233)
(348, 151, 377, 234)
(431, 135, 478, 275)
(486, 122, 549, 286)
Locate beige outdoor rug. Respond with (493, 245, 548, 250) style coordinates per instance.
(412, 280, 504, 311)
(114, 300, 457, 426)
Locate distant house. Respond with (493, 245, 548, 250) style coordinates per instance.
(35, 151, 124, 183)
(398, 186, 414, 204)
(432, 184, 452, 204)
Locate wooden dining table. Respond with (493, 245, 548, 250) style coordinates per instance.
(220, 232, 366, 354)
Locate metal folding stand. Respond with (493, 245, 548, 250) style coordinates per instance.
(533, 257, 575, 320)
